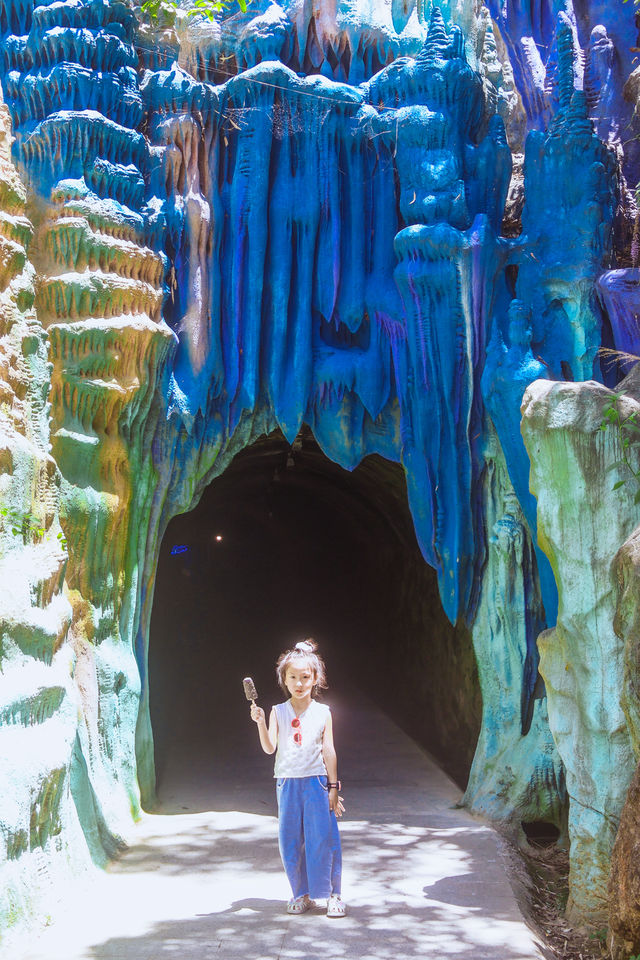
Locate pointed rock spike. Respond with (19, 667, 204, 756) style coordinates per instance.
(449, 24, 465, 60)
(415, 6, 449, 64)
(427, 5, 447, 35)
(487, 112, 508, 145)
(566, 89, 592, 135)
(556, 11, 577, 111)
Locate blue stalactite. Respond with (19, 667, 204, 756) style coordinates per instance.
(0, 0, 623, 827)
(0, 0, 618, 619)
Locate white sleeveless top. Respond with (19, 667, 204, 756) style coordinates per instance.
(273, 700, 330, 778)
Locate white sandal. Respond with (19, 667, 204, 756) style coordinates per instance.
(326, 894, 346, 918)
(287, 894, 315, 914)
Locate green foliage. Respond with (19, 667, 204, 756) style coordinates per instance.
(140, 0, 250, 25)
(0, 506, 67, 549)
(588, 927, 607, 946)
(140, 0, 178, 24)
(599, 394, 640, 503)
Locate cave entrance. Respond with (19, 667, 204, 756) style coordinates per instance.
(149, 429, 480, 795)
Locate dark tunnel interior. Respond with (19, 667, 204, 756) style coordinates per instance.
(149, 428, 481, 794)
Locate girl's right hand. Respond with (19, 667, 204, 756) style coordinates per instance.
(251, 704, 266, 724)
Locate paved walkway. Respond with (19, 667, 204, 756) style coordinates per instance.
(20, 690, 543, 960)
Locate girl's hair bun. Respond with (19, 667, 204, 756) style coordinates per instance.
(294, 638, 317, 654)
(276, 637, 327, 694)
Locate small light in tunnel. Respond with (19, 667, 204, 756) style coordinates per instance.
(215, 534, 223, 542)
(170, 544, 188, 556)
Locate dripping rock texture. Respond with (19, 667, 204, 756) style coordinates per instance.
(0, 0, 639, 941)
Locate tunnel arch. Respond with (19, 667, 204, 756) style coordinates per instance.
(148, 427, 481, 794)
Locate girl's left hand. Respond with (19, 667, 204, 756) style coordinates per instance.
(329, 789, 345, 817)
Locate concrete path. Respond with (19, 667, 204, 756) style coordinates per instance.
(19, 690, 544, 960)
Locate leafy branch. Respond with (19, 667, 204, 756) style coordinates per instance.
(0, 506, 67, 549)
(140, 0, 249, 25)
(599, 393, 640, 503)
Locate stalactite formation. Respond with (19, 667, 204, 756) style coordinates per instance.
(0, 0, 638, 941)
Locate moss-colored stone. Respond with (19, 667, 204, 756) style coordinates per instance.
(522, 378, 640, 925)
(464, 427, 565, 827)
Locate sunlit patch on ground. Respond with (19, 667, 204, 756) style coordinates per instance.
(16, 692, 542, 960)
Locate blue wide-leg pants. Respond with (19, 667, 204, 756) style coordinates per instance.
(276, 776, 342, 900)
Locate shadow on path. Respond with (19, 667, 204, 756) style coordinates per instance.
(19, 688, 543, 960)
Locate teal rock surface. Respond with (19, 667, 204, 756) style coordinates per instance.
(463, 426, 565, 829)
(522, 379, 639, 924)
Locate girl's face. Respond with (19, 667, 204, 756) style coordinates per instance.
(285, 661, 316, 703)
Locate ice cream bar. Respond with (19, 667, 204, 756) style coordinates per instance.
(243, 677, 258, 702)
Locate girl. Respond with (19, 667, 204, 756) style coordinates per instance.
(250, 638, 346, 918)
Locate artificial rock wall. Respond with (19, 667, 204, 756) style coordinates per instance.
(0, 90, 81, 932)
(0, 0, 638, 940)
(522, 379, 640, 924)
